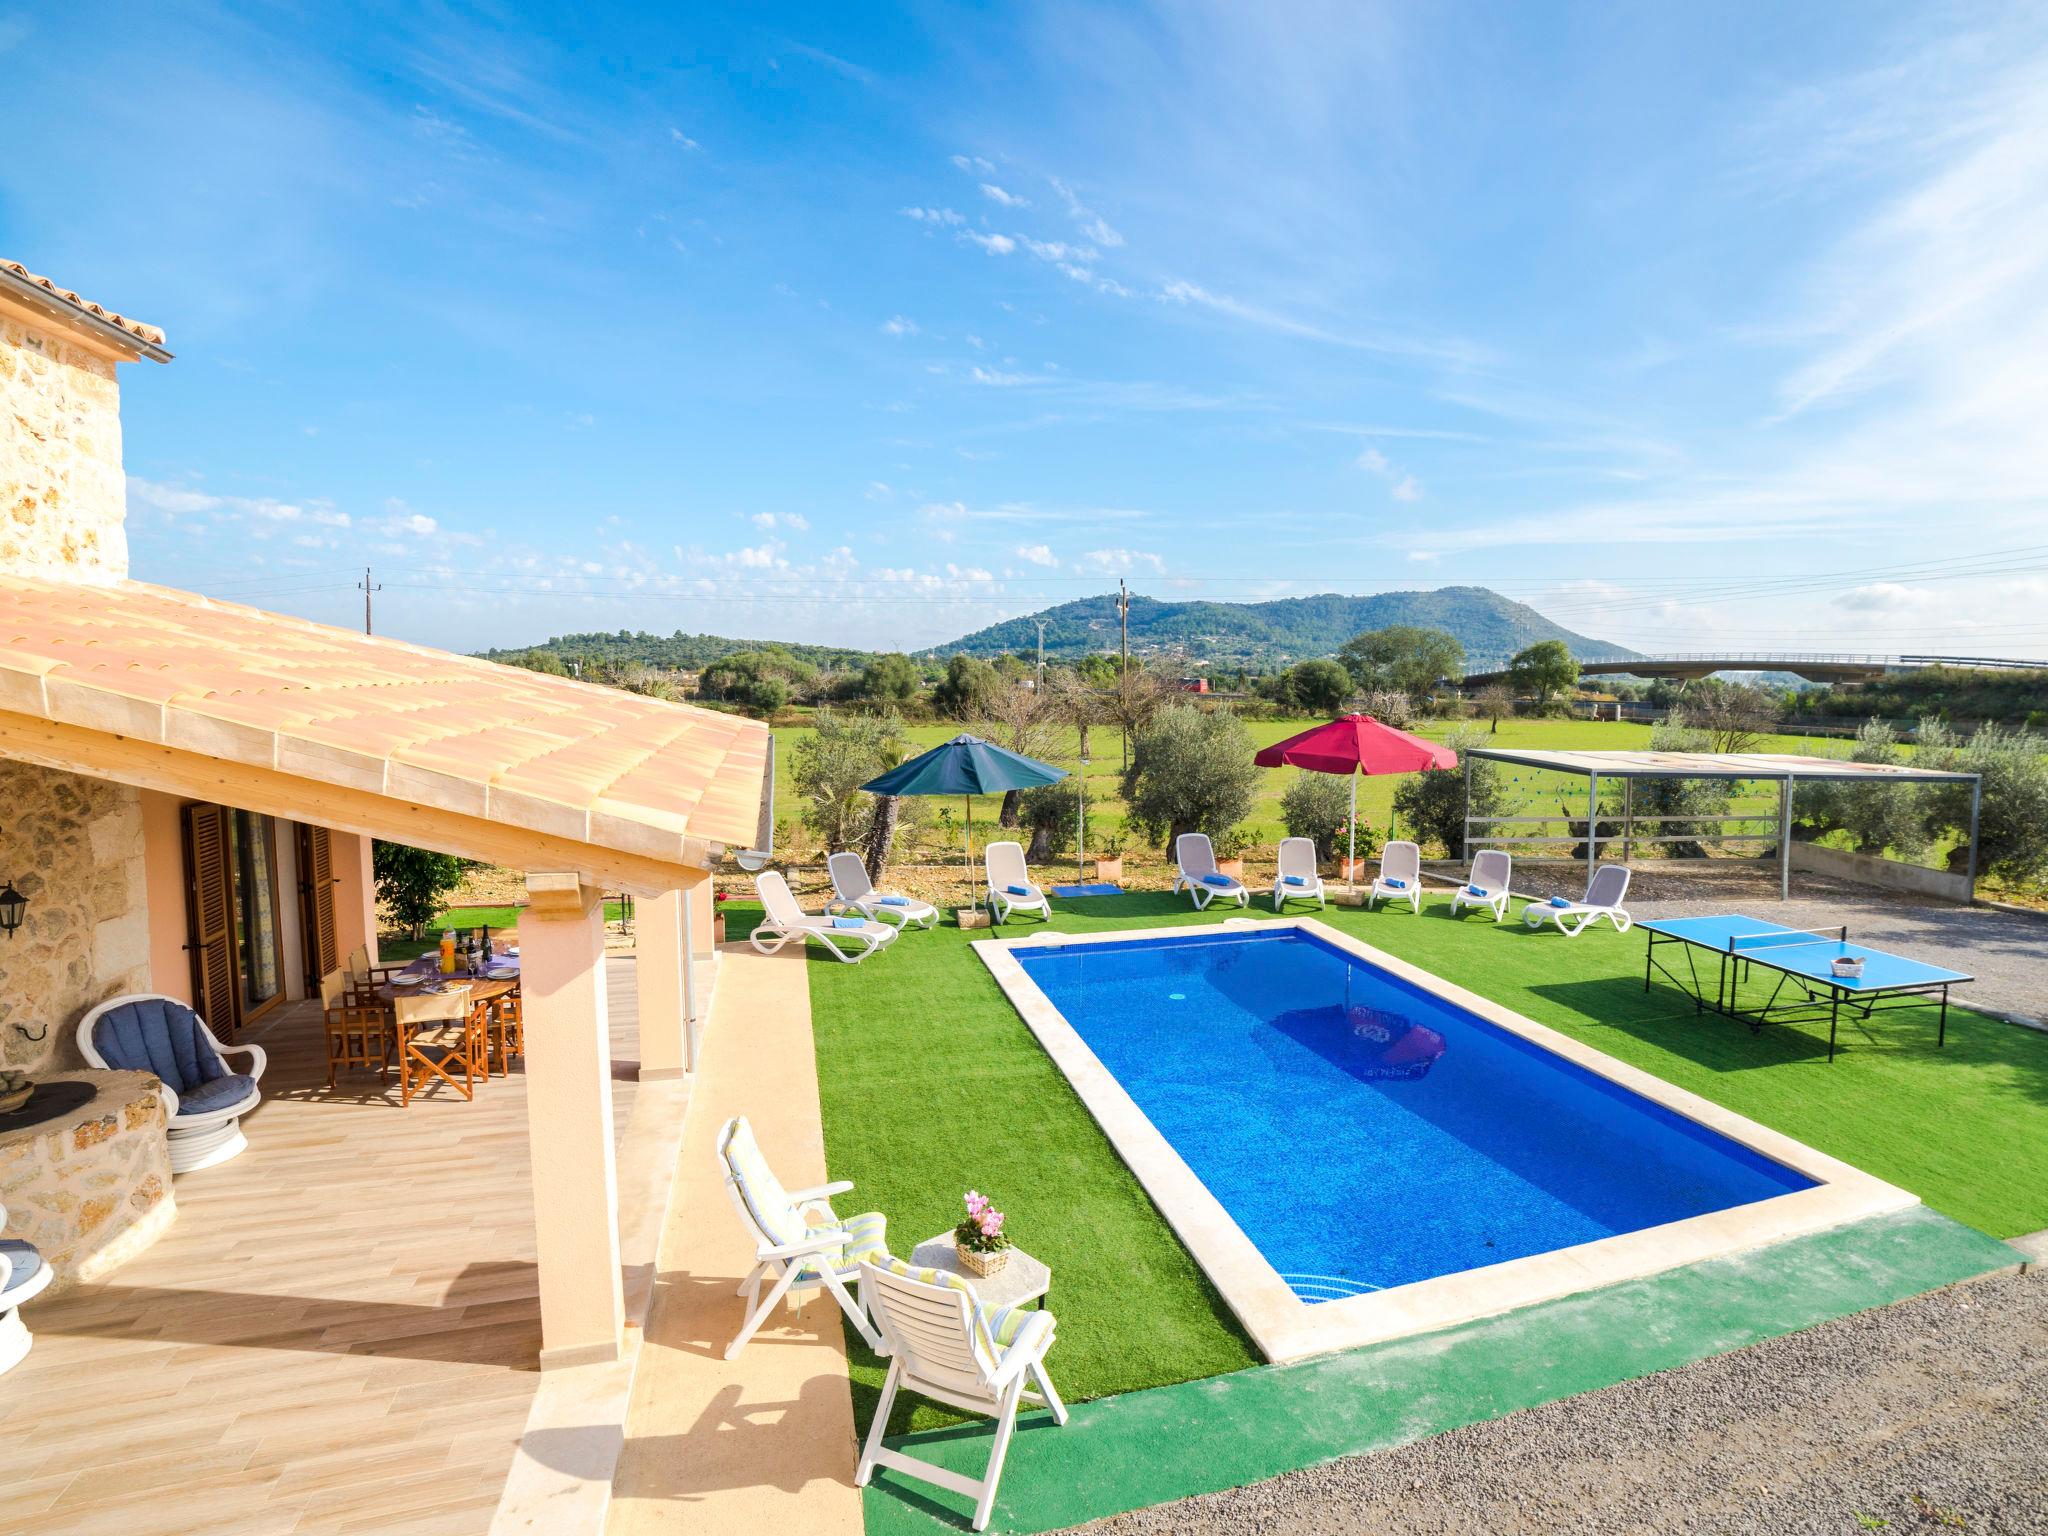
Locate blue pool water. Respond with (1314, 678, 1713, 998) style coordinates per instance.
(1014, 930, 1814, 1302)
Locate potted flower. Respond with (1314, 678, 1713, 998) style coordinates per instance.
(712, 888, 729, 945)
(955, 1188, 1011, 1277)
(1093, 831, 1127, 884)
(1212, 825, 1249, 881)
(1334, 816, 1373, 883)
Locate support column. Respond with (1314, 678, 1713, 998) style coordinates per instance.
(635, 889, 688, 1082)
(1586, 771, 1600, 884)
(1779, 778, 1794, 902)
(1964, 776, 1982, 898)
(519, 873, 625, 1369)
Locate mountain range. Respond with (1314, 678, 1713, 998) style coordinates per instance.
(936, 587, 1633, 669)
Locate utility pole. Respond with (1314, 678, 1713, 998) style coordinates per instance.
(357, 566, 381, 635)
(1034, 620, 1047, 693)
(1117, 578, 1131, 771)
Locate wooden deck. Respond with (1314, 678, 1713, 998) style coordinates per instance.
(0, 959, 648, 1536)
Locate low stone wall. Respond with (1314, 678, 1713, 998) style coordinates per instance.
(0, 1069, 174, 1294)
(1788, 842, 1973, 904)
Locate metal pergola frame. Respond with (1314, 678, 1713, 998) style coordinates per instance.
(1461, 749, 1984, 901)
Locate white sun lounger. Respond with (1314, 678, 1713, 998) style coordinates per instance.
(1449, 848, 1513, 922)
(750, 871, 898, 962)
(826, 851, 938, 930)
(984, 841, 1051, 924)
(1271, 836, 1325, 911)
(1524, 863, 1633, 936)
(856, 1256, 1069, 1531)
(1368, 840, 1424, 914)
(1173, 833, 1249, 910)
(717, 1116, 887, 1359)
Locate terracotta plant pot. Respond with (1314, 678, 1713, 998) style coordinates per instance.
(1216, 858, 1245, 880)
(712, 913, 727, 944)
(1093, 857, 1124, 882)
(1339, 858, 1370, 883)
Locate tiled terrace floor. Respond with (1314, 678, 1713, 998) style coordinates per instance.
(0, 959, 645, 1536)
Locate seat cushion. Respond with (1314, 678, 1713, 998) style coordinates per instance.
(803, 1210, 889, 1279)
(90, 997, 227, 1094)
(0, 1239, 42, 1298)
(175, 1074, 258, 1117)
(869, 1252, 1031, 1367)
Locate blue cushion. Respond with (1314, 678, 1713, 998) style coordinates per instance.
(1465, 884, 1486, 897)
(877, 895, 910, 906)
(175, 1074, 258, 1117)
(90, 996, 226, 1095)
(1383, 878, 1407, 889)
(1, 1239, 43, 1297)
(830, 916, 865, 930)
(1283, 875, 1307, 887)
(1201, 874, 1235, 887)
(1549, 895, 1571, 907)
(1006, 884, 1031, 896)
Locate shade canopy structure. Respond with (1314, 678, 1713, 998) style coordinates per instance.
(1254, 714, 1457, 888)
(1461, 748, 1984, 900)
(861, 733, 1067, 909)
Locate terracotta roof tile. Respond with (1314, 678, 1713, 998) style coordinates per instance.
(0, 260, 167, 347)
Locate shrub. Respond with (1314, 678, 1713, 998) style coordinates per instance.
(1279, 658, 1353, 715)
(1391, 728, 1504, 857)
(1356, 689, 1414, 728)
(1918, 721, 2048, 886)
(1122, 703, 1258, 848)
(859, 652, 922, 703)
(1337, 625, 1464, 706)
(1633, 718, 1735, 856)
(790, 710, 911, 857)
(1019, 780, 1091, 863)
(373, 842, 476, 940)
(933, 653, 1001, 719)
(1508, 640, 1578, 707)
(1281, 771, 1353, 859)
(1794, 720, 1927, 858)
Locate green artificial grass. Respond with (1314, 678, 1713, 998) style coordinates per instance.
(784, 893, 2048, 1437)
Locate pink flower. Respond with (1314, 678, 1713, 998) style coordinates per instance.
(964, 1190, 988, 1217)
(978, 1209, 1005, 1238)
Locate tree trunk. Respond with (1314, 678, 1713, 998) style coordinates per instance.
(863, 795, 900, 886)
(999, 788, 1022, 829)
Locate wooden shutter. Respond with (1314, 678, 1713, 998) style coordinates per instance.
(183, 803, 239, 1038)
(303, 825, 338, 982)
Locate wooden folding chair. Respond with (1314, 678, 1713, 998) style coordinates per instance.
(394, 984, 479, 1104)
(319, 968, 392, 1087)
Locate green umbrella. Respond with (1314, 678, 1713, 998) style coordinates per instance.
(861, 733, 1066, 911)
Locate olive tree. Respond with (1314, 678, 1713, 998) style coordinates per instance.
(1391, 728, 1505, 858)
(790, 710, 912, 860)
(1280, 771, 1353, 859)
(1122, 704, 1259, 848)
(1508, 640, 1578, 710)
(1338, 625, 1464, 707)
(1919, 721, 2048, 886)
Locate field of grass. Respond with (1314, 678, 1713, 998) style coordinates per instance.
(779, 893, 2048, 1436)
(380, 899, 629, 962)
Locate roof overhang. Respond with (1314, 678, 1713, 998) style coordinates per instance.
(0, 575, 771, 893)
(1465, 748, 1978, 785)
(0, 264, 174, 364)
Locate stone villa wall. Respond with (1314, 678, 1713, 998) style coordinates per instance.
(0, 313, 129, 582)
(0, 762, 152, 1075)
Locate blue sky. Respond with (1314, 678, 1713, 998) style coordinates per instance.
(6, 2, 2047, 659)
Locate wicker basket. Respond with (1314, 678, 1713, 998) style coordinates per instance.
(956, 1241, 1009, 1278)
(0, 1083, 33, 1115)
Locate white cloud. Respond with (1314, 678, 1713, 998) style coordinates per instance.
(970, 365, 1039, 386)
(749, 512, 811, 531)
(881, 315, 920, 335)
(1018, 236, 1095, 263)
(1015, 543, 1058, 567)
(902, 205, 963, 225)
(1049, 176, 1125, 248)
(865, 482, 893, 501)
(951, 154, 996, 174)
(128, 478, 351, 528)
(1355, 448, 1389, 473)
(980, 183, 1029, 208)
(1391, 476, 1423, 502)
(960, 231, 1016, 255)
(669, 127, 700, 149)
(966, 333, 985, 350)
(1074, 548, 1165, 575)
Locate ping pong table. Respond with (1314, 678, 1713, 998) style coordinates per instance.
(1640, 914, 1972, 1062)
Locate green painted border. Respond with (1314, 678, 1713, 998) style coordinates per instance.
(861, 1206, 2018, 1534)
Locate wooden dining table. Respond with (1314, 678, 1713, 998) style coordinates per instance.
(377, 963, 522, 1078)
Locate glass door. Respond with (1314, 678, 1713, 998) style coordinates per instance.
(228, 810, 286, 1024)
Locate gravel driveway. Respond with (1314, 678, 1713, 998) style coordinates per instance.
(1073, 1269, 2047, 1536)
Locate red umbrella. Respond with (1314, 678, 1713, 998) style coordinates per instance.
(1254, 714, 1457, 890)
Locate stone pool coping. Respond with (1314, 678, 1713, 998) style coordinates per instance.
(972, 916, 1918, 1365)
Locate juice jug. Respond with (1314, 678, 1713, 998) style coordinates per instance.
(439, 929, 457, 975)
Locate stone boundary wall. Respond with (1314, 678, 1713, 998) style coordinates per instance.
(1788, 841, 1973, 904)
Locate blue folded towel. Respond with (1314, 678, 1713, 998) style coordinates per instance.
(878, 894, 910, 906)
(1202, 873, 1235, 887)
(1283, 875, 1306, 887)
(1384, 878, 1407, 889)
(1548, 895, 1571, 908)
(1006, 883, 1031, 896)
(831, 915, 865, 929)
(1466, 884, 1487, 897)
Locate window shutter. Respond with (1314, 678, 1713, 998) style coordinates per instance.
(183, 802, 238, 1037)
(306, 826, 338, 978)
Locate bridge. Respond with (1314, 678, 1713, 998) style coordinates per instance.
(1456, 651, 2048, 688)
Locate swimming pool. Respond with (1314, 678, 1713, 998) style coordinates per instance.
(978, 919, 1915, 1361)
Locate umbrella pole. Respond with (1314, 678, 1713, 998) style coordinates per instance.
(1348, 767, 1358, 894)
(964, 792, 976, 912)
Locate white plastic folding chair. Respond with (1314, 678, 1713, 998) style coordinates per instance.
(1172, 833, 1248, 910)
(1449, 848, 1514, 922)
(1524, 863, 1633, 936)
(1270, 837, 1326, 911)
(1368, 840, 1424, 914)
(856, 1256, 1069, 1531)
(826, 851, 939, 930)
(984, 841, 1051, 924)
(750, 870, 898, 962)
(717, 1115, 887, 1358)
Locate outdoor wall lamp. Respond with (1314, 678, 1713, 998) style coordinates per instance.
(0, 880, 27, 938)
